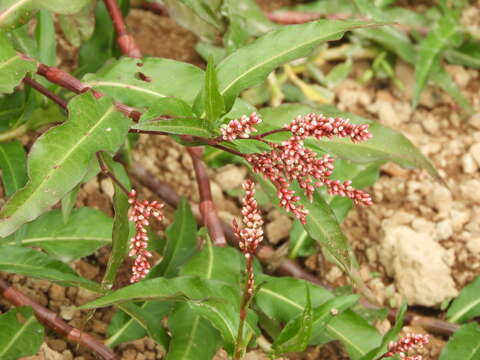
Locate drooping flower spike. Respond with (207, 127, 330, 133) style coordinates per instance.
(219, 113, 373, 224)
(220, 112, 262, 141)
(128, 189, 164, 283)
(381, 333, 430, 360)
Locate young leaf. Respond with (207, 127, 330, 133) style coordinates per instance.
(255, 276, 381, 359)
(288, 220, 316, 259)
(61, 184, 80, 223)
(0, 32, 36, 94)
(0, 208, 112, 261)
(0, 140, 27, 196)
(99, 155, 131, 292)
(166, 303, 222, 360)
(153, 198, 198, 278)
(439, 323, 480, 360)
(106, 301, 172, 348)
(204, 58, 225, 124)
(83, 57, 205, 107)
(80, 276, 243, 354)
(447, 275, 480, 323)
(360, 303, 407, 360)
(216, 19, 378, 108)
(272, 286, 313, 355)
(0, 307, 44, 360)
(0, 245, 99, 291)
(35, 10, 56, 66)
(413, 13, 462, 107)
(0, 91, 131, 237)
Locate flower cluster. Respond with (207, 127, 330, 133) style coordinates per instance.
(128, 189, 164, 283)
(382, 333, 430, 360)
(220, 112, 262, 141)
(233, 180, 264, 295)
(243, 113, 372, 224)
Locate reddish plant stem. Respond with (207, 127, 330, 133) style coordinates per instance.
(0, 278, 118, 360)
(134, 1, 168, 15)
(23, 76, 68, 110)
(267, 11, 324, 24)
(103, 0, 142, 58)
(129, 162, 459, 337)
(128, 129, 169, 136)
(186, 146, 227, 247)
(96, 152, 131, 195)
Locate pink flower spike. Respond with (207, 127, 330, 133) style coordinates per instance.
(382, 333, 429, 360)
(128, 189, 165, 283)
(220, 112, 262, 141)
(285, 113, 372, 142)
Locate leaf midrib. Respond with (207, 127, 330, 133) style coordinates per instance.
(6, 236, 110, 244)
(1, 105, 116, 223)
(449, 296, 480, 323)
(0, 313, 35, 358)
(85, 81, 168, 98)
(0, 145, 20, 192)
(0, 54, 20, 71)
(0, 0, 32, 26)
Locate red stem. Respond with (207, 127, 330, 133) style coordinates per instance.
(23, 76, 68, 110)
(103, 0, 142, 58)
(0, 278, 118, 360)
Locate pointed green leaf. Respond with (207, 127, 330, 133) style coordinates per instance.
(273, 286, 313, 355)
(153, 198, 197, 278)
(35, 10, 56, 66)
(0, 91, 131, 237)
(288, 220, 316, 259)
(99, 155, 131, 291)
(166, 303, 222, 360)
(0, 140, 27, 196)
(216, 19, 379, 108)
(447, 276, 480, 323)
(0, 245, 99, 291)
(204, 58, 225, 124)
(61, 184, 79, 223)
(0, 307, 43, 360)
(106, 301, 172, 348)
(58, 3, 95, 47)
(360, 303, 407, 360)
(180, 238, 244, 285)
(413, 13, 462, 107)
(80, 276, 242, 353)
(255, 276, 381, 359)
(439, 323, 480, 360)
(0, 208, 112, 261)
(83, 57, 205, 107)
(0, 32, 36, 93)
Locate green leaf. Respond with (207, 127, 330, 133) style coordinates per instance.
(0, 32, 36, 94)
(106, 301, 172, 348)
(258, 104, 440, 179)
(179, 0, 223, 30)
(58, 3, 95, 47)
(223, 0, 276, 37)
(352, 0, 387, 22)
(0, 0, 91, 30)
(255, 276, 381, 359)
(300, 190, 352, 271)
(273, 286, 313, 355)
(83, 57, 205, 107)
(447, 275, 480, 323)
(288, 220, 316, 259)
(166, 303, 222, 360)
(204, 58, 225, 124)
(0, 208, 112, 261)
(439, 323, 480, 360)
(80, 276, 243, 354)
(0, 140, 27, 196)
(35, 10, 56, 66)
(133, 118, 212, 138)
(325, 59, 352, 88)
(61, 184, 79, 223)
(180, 239, 245, 285)
(216, 19, 379, 108)
(413, 13, 462, 107)
(360, 303, 407, 360)
(445, 39, 480, 69)
(0, 245, 99, 291)
(0, 307, 43, 360)
(153, 198, 197, 278)
(99, 155, 131, 291)
(0, 91, 131, 237)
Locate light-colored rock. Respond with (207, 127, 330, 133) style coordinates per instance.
(60, 305, 76, 321)
(462, 153, 479, 174)
(450, 208, 471, 231)
(379, 226, 458, 306)
(40, 344, 63, 360)
(266, 214, 292, 244)
(422, 114, 439, 134)
(469, 113, 480, 130)
(411, 218, 435, 236)
(461, 179, 480, 203)
(366, 91, 411, 127)
(470, 143, 480, 166)
(435, 219, 453, 241)
(100, 178, 114, 198)
(325, 266, 343, 283)
(214, 165, 247, 191)
(76, 288, 98, 304)
(428, 185, 453, 217)
(467, 235, 480, 254)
